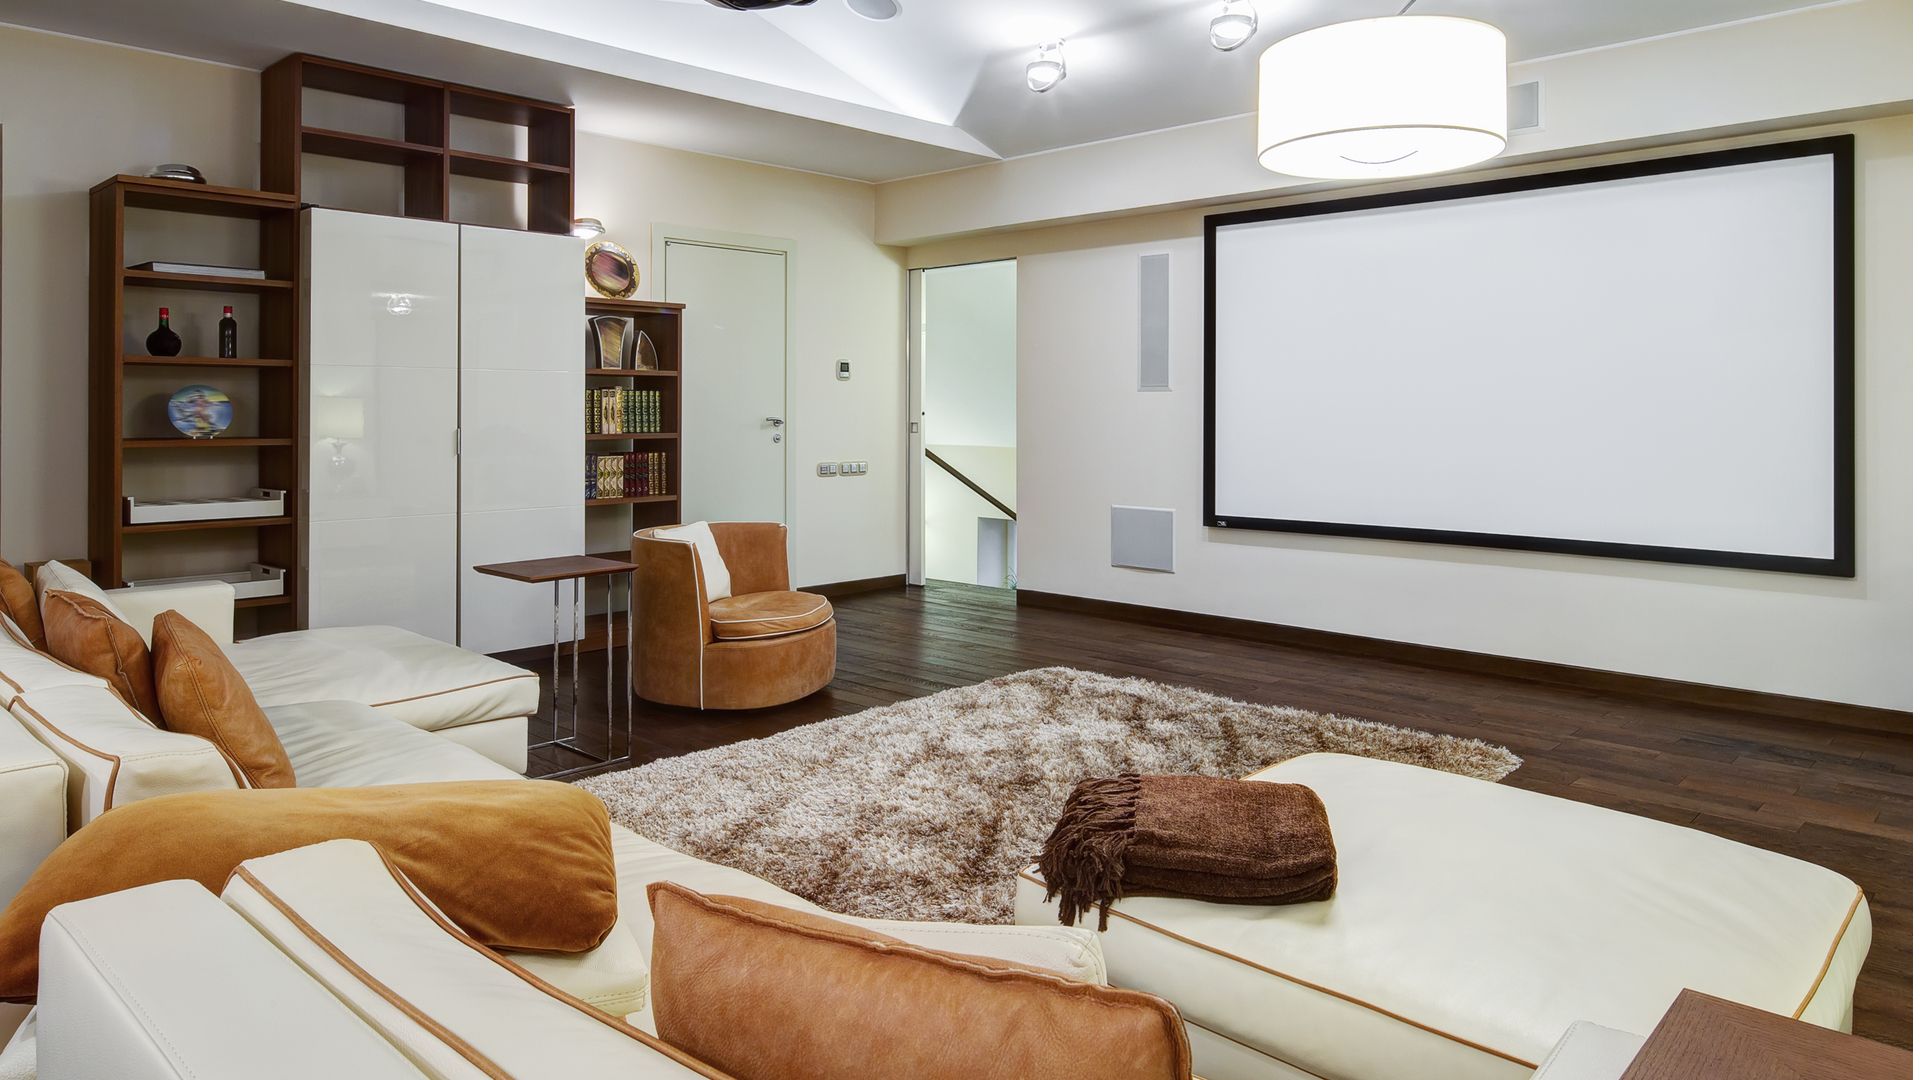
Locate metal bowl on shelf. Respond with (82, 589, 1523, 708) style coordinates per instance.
(147, 164, 207, 184)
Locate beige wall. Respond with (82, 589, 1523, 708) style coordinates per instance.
(908, 117, 1913, 710)
(0, 26, 907, 589)
(0, 28, 261, 562)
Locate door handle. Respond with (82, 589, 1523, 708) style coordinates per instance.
(764, 417, 785, 426)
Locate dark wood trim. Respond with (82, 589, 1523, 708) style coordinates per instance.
(804, 574, 908, 599)
(1016, 588, 1910, 734)
(1204, 135, 1856, 579)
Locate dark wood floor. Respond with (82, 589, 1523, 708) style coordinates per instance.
(502, 580, 1912, 1048)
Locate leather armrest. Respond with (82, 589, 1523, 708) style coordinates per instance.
(37, 881, 426, 1080)
(10, 685, 239, 829)
(104, 581, 235, 647)
(0, 715, 65, 908)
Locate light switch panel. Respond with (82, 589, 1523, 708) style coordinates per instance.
(818, 462, 839, 476)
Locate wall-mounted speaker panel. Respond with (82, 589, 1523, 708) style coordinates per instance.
(1138, 253, 1171, 391)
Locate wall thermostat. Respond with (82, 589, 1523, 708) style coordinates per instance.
(836, 360, 852, 381)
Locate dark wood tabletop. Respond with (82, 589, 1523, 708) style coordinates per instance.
(1621, 991, 1911, 1080)
(472, 555, 639, 584)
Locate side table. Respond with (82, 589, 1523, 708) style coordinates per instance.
(473, 555, 637, 779)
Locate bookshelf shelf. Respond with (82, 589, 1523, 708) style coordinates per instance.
(122, 354, 295, 369)
(586, 369, 678, 379)
(122, 516, 296, 536)
(301, 126, 443, 168)
(585, 299, 683, 535)
(123, 269, 295, 293)
(91, 174, 303, 637)
(122, 438, 295, 450)
(587, 495, 677, 508)
(236, 595, 295, 609)
(586, 432, 675, 442)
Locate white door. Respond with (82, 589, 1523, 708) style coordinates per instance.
(456, 225, 585, 654)
(304, 210, 460, 642)
(663, 240, 789, 525)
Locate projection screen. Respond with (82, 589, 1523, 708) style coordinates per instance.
(1204, 137, 1853, 576)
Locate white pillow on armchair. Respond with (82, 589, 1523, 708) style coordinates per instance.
(653, 522, 732, 602)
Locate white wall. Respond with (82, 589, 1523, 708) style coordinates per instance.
(0, 26, 907, 591)
(929, 117, 1911, 710)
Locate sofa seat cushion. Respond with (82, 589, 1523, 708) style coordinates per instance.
(229, 626, 538, 733)
(222, 840, 724, 1078)
(265, 700, 522, 787)
(706, 591, 832, 640)
(1014, 752, 1870, 1080)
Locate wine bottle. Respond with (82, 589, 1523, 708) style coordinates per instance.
(218, 306, 238, 359)
(146, 308, 182, 357)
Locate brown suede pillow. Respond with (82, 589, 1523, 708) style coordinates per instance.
(41, 591, 161, 722)
(0, 780, 618, 1003)
(646, 882, 1191, 1080)
(0, 561, 45, 649)
(150, 609, 295, 788)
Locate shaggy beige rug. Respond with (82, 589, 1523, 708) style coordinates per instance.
(580, 667, 1519, 923)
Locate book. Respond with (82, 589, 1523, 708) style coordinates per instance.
(128, 261, 268, 280)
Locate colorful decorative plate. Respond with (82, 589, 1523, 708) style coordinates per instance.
(585, 240, 639, 299)
(167, 385, 234, 440)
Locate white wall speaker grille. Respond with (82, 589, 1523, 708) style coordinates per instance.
(1138, 253, 1171, 391)
(1112, 505, 1175, 573)
(1508, 81, 1542, 132)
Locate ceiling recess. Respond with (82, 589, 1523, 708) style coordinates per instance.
(846, 0, 901, 20)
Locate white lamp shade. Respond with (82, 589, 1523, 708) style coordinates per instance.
(1257, 16, 1507, 180)
(314, 396, 365, 441)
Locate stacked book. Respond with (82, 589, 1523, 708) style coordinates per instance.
(587, 451, 670, 500)
(585, 388, 665, 434)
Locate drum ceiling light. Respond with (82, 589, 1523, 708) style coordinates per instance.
(1256, 7, 1507, 180)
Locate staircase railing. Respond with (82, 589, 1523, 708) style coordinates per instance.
(924, 449, 1016, 521)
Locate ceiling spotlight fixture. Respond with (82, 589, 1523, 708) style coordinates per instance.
(1209, 0, 1257, 51)
(1255, 5, 1506, 179)
(569, 217, 606, 240)
(845, 0, 901, 20)
(702, 0, 817, 9)
(1026, 40, 1066, 94)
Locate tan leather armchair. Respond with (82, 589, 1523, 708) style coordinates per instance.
(630, 523, 836, 710)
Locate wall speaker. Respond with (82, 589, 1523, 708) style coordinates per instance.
(1138, 253, 1171, 391)
(1508, 81, 1543, 132)
(1112, 505, 1175, 573)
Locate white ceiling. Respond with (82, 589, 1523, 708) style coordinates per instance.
(2, 0, 1837, 180)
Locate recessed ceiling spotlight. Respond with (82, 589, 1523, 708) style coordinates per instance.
(1026, 40, 1066, 93)
(1210, 0, 1257, 51)
(846, 0, 901, 20)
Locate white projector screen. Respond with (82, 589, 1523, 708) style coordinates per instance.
(1205, 138, 1853, 576)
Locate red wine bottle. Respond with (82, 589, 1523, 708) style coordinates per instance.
(218, 306, 238, 359)
(146, 308, 182, 357)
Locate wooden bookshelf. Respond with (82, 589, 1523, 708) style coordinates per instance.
(262, 54, 574, 234)
(586, 297, 686, 550)
(89, 175, 303, 637)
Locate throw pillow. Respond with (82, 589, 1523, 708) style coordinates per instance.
(0, 561, 45, 650)
(33, 560, 130, 626)
(654, 521, 732, 601)
(0, 780, 619, 1003)
(40, 591, 162, 722)
(150, 609, 294, 788)
(646, 882, 1191, 1080)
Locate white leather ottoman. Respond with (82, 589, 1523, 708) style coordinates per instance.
(1013, 753, 1869, 1080)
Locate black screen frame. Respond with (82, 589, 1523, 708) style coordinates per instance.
(1202, 135, 1856, 578)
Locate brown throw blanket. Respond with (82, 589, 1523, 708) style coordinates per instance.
(1038, 774, 1336, 929)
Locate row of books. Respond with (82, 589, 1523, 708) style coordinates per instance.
(588, 452, 670, 500)
(587, 389, 666, 435)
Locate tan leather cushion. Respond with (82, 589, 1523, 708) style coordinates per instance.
(0, 561, 45, 650)
(42, 591, 160, 722)
(647, 882, 1189, 1080)
(150, 610, 294, 788)
(706, 591, 832, 640)
(0, 780, 620, 1003)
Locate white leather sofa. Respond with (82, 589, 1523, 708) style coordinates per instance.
(1014, 753, 1871, 1080)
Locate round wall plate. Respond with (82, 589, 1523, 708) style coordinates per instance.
(585, 240, 639, 299)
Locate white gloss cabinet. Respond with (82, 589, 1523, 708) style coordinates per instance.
(456, 226, 585, 654)
(304, 211, 460, 643)
(304, 210, 583, 652)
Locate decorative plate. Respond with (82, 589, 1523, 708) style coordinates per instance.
(585, 240, 639, 299)
(167, 385, 234, 440)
